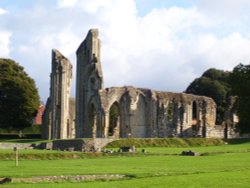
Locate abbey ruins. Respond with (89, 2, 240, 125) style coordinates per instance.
(42, 29, 236, 140)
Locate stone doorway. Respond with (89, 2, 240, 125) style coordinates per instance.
(108, 102, 120, 138)
(192, 101, 199, 136)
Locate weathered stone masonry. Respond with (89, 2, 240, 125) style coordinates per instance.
(43, 28, 235, 140)
(42, 49, 75, 139)
(75, 29, 217, 139)
(75, 29, 103, 138)
(76, 86, 216, 138)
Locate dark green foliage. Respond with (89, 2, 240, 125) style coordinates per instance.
(230, 63, 250, 133)
(0, 125, 41, 134)
(186, 68, 231, 124)
(0, 59, 40, 130)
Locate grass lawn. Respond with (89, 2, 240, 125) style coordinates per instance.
(1, 139, 250, 187)
(5, 170, 248, 188)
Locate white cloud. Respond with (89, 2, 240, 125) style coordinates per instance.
(196, 33, 250, 70)
(2, 0, 250, 101)
(0, 31, 11, 57)
(57, 0, 78, 8)
(0, 8, 10, 57)
(0, 8, 7, 14)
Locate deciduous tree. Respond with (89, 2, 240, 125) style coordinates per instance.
(0, 59, 40, 130)
(230, 63, 250, 133)
(186, 68, 231, 124)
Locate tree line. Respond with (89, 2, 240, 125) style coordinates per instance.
(0, 59, 40, 131)
(186, 64, 250, 133)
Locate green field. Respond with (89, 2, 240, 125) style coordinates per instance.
(1, 139, 250, 187)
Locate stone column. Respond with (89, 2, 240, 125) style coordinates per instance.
(76, 29, 103, 138)
(104, 111, 109, 138)
(44, 49, 73, 139)
(201, 101, 207, 138)
(92, 112, 97, 138)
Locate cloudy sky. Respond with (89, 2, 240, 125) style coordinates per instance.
(1, 0, 250, 102)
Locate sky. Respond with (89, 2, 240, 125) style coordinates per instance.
(1, 0, 250, 102)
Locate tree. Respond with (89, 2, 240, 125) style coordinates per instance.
(0, 58, 40, 130)
(185, 68, 231, 124)
(230, 63, 250, 133)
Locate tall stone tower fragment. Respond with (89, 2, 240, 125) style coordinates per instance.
(42, 49, 74, 139)
(75, 29, 103, 138)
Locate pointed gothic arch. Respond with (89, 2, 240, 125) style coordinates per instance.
(108, 102, 120, 138)
(192, 101, 199, 136)
(192, 101, 198, 121)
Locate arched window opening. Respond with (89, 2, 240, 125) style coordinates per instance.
(192, 101, 198, 121)
(167, 102, 174, 122)
(192, 101, 199, 136)
(109, 102, 120, 137)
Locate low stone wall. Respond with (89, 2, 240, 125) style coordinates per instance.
(207, 126, 239, 139)
(93, 138, 116, 151)
(0, 174, 126, 184)
(52, 139, 84, 151)
(0, 139, 115, 151)
(207, 126, 225, 138)
(0, 142, 52, 150)
(52, 138, 115, 152)
(0, 143, 35, 149)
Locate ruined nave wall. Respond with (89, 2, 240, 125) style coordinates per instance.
(95, 86, 217, 139)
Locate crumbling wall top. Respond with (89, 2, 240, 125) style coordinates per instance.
(98, 86, 216, 112)
(52, 49, 72, 71)
(76, 28, 99, 55)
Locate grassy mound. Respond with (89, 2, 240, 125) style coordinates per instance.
(106, 138, 225, 148)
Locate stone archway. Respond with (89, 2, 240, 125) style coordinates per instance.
(192, 101, 199, 136)
(108, 102, 120, 138)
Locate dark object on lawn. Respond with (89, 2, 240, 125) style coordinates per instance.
(119, 146, 136, 152)
(181, 150, 200, 156)
(141, 149, 146, 153)
(0, 178, 12, 184)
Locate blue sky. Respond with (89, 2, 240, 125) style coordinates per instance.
(0, 0, 250, 102)
(136, 0, 201, 15)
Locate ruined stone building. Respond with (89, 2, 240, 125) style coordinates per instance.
(42, 49, 75, 139)
(74, 29, 219, 139)
(43, 29, 236, 140)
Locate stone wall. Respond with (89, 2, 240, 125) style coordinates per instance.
(0, 142, 52, 150)
(42, 49, 74, 139)
(0, 139, 113, 152)
(42, 28, 237, 140)
(95, 87, 217, 138)
(75, 29, 103, 138)
(52, 139, 115, 152)
(68, 98, 76, 138)
(0, 143, 34, 149)
(42, 99, 51, 139)
(74, 29, 223, 139)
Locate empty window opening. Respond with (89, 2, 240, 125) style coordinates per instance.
(109, 102, 120, 136)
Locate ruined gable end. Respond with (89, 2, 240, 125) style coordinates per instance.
(42, 49, 74, 139)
